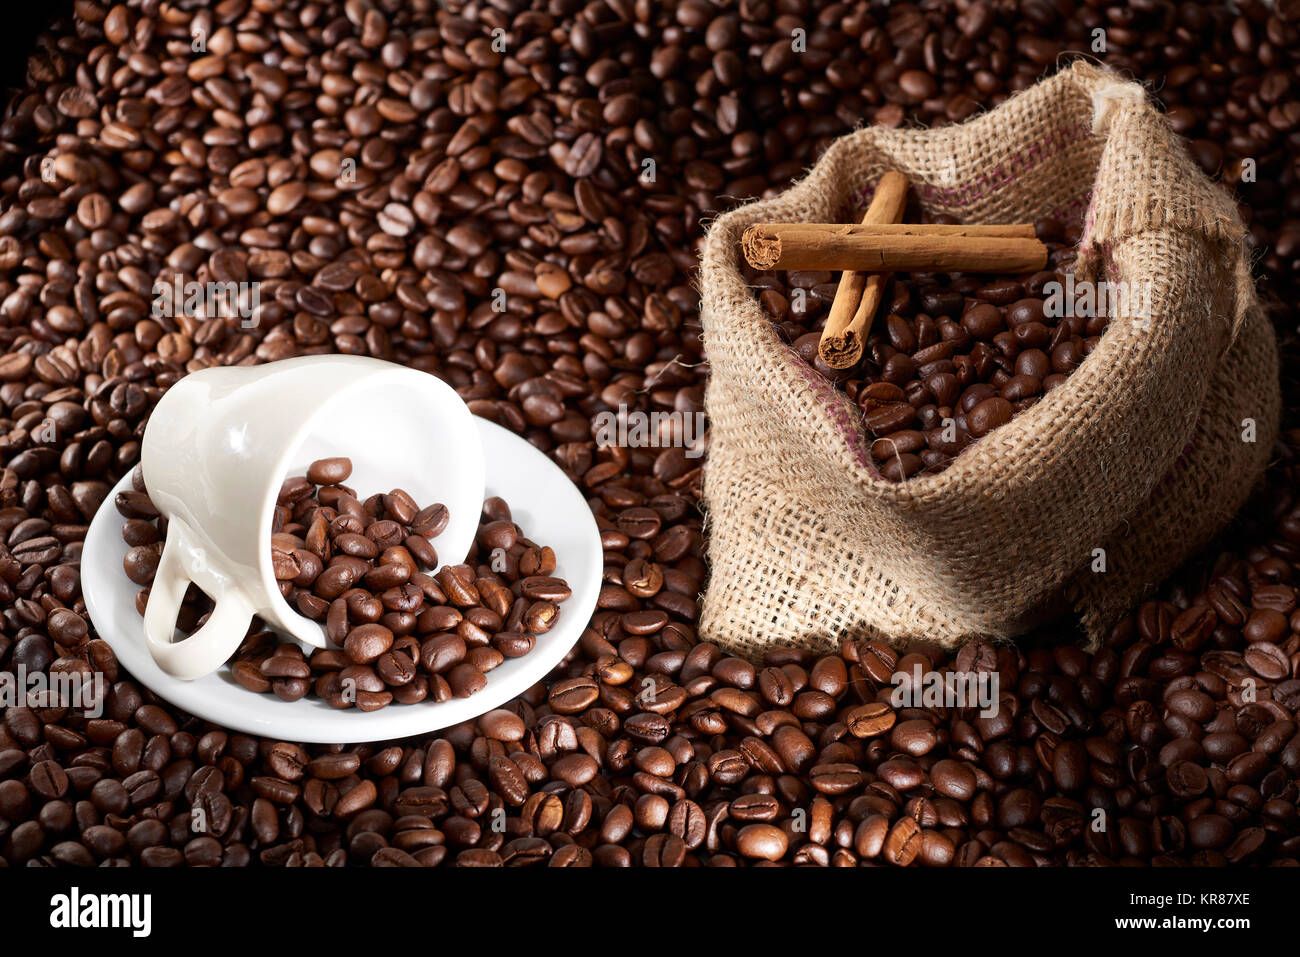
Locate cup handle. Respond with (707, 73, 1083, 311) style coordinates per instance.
(143, 519, 255, 681)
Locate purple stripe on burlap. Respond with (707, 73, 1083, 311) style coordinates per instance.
(1049, 194, 1090, 229)
(1080, 188, 1100, 248)
(1102, 242, 1117, 280)
(850, 121, 1094, 210)
(789, 359, 875, 471)
(916, 121, 1094, 207)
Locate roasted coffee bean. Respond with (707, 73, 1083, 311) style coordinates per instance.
(931, 760, 978, 802)
(307, 458, 352, 486)
(343, 624, 395, 665)
(883, 817, 922, 866)
(846, 702, 896, 738)
(30, 761, 69, 800)
(735, 824, 788, 861)
(412, 505, 450, 539)
(892, 718, 939, 756)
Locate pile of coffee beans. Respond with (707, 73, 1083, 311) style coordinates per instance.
(1, 0, 1300, 867)
(267, 456, 454, 621)
(763, 224, 1087, 478)
(120, 456, 568, 710)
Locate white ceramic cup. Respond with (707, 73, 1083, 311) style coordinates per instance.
(139, 355, 485, 681)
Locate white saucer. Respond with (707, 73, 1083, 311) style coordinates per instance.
(81, 417, 601, 744)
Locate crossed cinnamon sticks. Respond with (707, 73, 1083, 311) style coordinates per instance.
(741, 172, 1049, 369)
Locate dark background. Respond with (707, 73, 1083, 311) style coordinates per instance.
(1, 4, 74, 84)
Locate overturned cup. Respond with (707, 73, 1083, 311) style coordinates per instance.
(138, 355, 485, 681)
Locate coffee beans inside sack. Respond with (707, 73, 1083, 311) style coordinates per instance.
(757, 226, 1086, 481)
(700, 63, 1279, 660)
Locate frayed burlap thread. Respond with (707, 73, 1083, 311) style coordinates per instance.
(698, 62, 1279, 660)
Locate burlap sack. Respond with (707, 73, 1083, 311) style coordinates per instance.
(698, 62, 1279, 659)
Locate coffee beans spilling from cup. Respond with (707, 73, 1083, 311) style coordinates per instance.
(755, 222, 1090, 479)
(119, 458, 567, 709)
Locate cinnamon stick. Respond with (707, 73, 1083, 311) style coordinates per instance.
(742, 223, 1047, 273)
(818, 171, 909, 370)
(811, 223, 1037, 238)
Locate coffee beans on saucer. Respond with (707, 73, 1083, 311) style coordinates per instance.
(120, 458, 567, 710)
